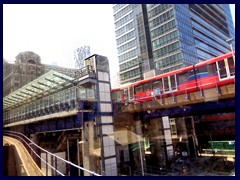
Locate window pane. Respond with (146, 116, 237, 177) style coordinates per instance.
(135, 85, 143, 93)
(163, 77, 169, 92)
(227, 57, 235, 76)
(218, 60, 227, 79)
(170, 75, 177, 91)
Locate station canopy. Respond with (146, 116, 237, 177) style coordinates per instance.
(3, 70, 75, 111)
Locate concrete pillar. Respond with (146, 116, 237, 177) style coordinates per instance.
(184, 117, 199, 157)
(97, 71, 117, 176)
(82, 120, 94, 176)
(148, 118, 166, 167)
(191, 117, 199, 156)
(81, 55, 117, 176)
(175, 117, 189, 156)
(162, 116, 174, 162)
(130, 120, 146, 175)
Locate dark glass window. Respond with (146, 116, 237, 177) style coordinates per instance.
(129, 87, 134, 99)
(228, 57, 235, 76)
(135, 85, 143, 93)
(143, 83, 151, 91)
(153, 79, 163, 89)
(163, 77, 169, 92)
(170, 75, 177, 90)
(177, 72, 188, 84)
(123, 89, 128, 99)
(207, 63, 217, 76)
(196, 66, 208, 78)
(218, 60, 227, 79)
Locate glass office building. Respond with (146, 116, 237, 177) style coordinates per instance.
(113, 4, 235, 84)
(113, 4, 153, 84)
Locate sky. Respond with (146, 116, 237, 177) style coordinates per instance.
(3, 4, 235, 84)
(3, 4, 118, 79)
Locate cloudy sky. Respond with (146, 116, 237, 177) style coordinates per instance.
(3, 4, 235, 82)
(3, 4, 118, 74)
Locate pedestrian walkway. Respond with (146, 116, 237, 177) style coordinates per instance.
(3, 136, 43, 176)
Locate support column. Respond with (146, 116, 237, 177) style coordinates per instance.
(175, 117, 189, 157)
(147, 118, 166, 167)
(185, 117, 199, 157)
(97, 70, 117, 176)
(80, 54, 117, 176)
(82, 120, 94, 176)
(130, 120, 146, 175)
(97, 55, 117, 176)
(191, 117, 199, 156)
(162, 116, 174, 163)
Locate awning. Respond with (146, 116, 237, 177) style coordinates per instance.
(3, 70, 74, 111)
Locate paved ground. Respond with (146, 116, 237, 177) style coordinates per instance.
(3, 136, 43, 176)
(171, 156, 235, 176)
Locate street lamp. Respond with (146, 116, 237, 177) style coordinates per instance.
(226, 37, 235, 62)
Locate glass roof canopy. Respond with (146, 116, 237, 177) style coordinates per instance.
(3, 70, 75, 111)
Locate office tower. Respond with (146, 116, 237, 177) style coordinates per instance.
(113, 4, 235, 85)
(113, 4, 153, 84)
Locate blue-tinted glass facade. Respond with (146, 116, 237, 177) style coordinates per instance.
(113, 4, 152, 84)
(113, 4, 235, 84)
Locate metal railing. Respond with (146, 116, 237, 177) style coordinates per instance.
(3, 130, 101, 176)
(74, 65, 94, 79)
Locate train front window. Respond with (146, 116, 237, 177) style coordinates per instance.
(163, 75, 177, 93)
(217, 60, 228, 79)
(188, 70, 195, 81)
(143, 83, 151, 91)
(116, 91, 122, 101)
(153, 80, 163, 95)
(123, 89, 128, 100)
(228, 57, 235, 77)
(153, 80, 163, 89)
(129, 87, 134, 100)
(217, 57, 235, 81)
(170, 75, 177, 91)
(196, 66, 208, 78)
(207, 63, 217, 76)
(163, 77, 169, 92)
(135, 85, 143, 93)
(177, 72, 188, 84)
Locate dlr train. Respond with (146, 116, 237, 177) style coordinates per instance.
(112, 52, 235, 103)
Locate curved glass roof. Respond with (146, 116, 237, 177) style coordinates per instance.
(3, 70, 74, 111)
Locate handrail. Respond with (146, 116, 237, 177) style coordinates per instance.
(4, 133, 64, 176)
(4, 130, 101, 176)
